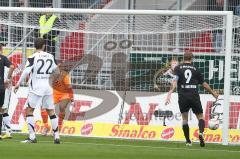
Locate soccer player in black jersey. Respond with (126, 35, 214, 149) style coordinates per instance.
(0, 43, 14, 139)
(165, 51, 219, 147)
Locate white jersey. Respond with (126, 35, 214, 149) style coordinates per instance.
(19, 51, 57, 96)
(3, 67, 11, 109)
(4, 66, 9, 80)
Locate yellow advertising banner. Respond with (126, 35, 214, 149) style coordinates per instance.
(22, 121, 240, 143)
(2, 47, 35, 56)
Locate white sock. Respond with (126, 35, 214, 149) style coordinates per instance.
(26, 115, 36, 140)
(50, 115, 60, 139)
(3, 113, 12, 134)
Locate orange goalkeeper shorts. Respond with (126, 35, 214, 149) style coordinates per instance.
(53, 91, 73, 105)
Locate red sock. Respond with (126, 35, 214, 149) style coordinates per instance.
(41, 109, 49, 128)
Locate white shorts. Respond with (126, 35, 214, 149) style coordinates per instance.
(2, 88, 11, 109)
(27, 92, 55, 110)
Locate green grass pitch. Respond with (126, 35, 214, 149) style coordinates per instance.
(0, 134, 239, 159)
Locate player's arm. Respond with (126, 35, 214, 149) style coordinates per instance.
(198, 69, 219, 100)
(49, 56, 61, 81)
(17, 67, 32, 84)
(14, 57, 34, 93)
(3, 55, 15, 84)
(165, 65, 179, 105)
(202, 82, 219, 100)
(62, 71, 72, 89)
(165, 78, 178, 105)
(7, 65, 14, 80)
(52, 57, 60, 74)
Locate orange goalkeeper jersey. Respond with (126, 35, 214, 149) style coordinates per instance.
(52, 71, 73, 104)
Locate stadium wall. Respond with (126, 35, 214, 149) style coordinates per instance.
(3, 47, 240, 143)
(7, 87, 240, 143)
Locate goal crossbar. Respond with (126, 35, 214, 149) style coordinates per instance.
(0, 7, 233, 16)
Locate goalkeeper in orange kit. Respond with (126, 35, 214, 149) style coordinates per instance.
(41, 66, 73, 135)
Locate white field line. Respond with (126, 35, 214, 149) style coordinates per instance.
(7, 139, 240, 154)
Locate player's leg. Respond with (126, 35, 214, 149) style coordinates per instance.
(1, 110, 12, 139)
(195, 113, 205, 147)
(181, 112, 191, 145)
(178, 94, 191, 145)
(0, 110, 3, 140)
(43, 94, 60, 144)
(0, 113, 2, 140)
(58, 98, 72, 132)
(24, 106, 37, 143)
(41, 89, 62, 136)
(0, 91, 5, 139)
(192, 95, 205, 147)
(0, 110, 2, 140)
(21, 93, 41, 143)
(46, 109, 60, 144)
(195, 113, 205, 135)
(53, 90, 73, 132)
(41, 109, 50, 136)
(2, 88, 13, 139)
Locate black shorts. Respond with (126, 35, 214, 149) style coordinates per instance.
(0, 90, 5, 107)
(178, 93, 203, 114)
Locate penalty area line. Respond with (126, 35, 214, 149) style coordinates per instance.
(8, 139, 240, 153)
(57, 141, 240, 153)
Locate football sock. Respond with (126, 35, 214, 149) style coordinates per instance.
(26, 115, 36, 140)
(50, 114, 60, 139)
(3, 113, 12, 134)
(182, 124, 191, 143)
(0, 114, 3, 135)
(3, 113, 11, 130)
(198, 119, 205, 134)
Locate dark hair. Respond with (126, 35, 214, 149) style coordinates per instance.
(34, 38, 45, 49)
(184, 50, 193, 61)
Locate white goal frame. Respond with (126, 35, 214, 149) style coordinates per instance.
(0, 7, 233, 145)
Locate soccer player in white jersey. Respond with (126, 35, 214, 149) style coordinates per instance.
(14, 38, 60, 144)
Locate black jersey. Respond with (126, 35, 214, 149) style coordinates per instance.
(0, 54, 12, 91)
(174, 63, 204, 94)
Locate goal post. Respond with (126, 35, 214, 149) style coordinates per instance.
(222, 12, 233, 145)
(0, 7, 236, 145)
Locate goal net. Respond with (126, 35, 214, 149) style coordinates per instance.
(0, 7, 239, 145)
